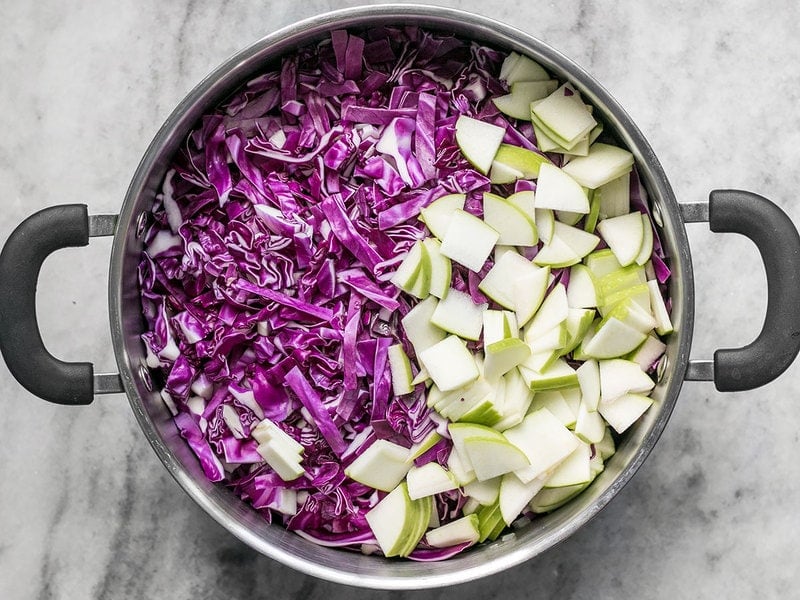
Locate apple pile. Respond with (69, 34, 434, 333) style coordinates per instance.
(357, 53, 673, 557)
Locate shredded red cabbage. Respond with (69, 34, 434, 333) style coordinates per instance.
(139, 26, 671, 560)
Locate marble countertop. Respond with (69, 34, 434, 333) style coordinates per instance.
(2, 1, 799, 598)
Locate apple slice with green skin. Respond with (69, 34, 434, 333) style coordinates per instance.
(499, 52, 521, 80)
(252, 418, 304, 454)
(552, 221, 600, 259)
(567, 264, 597, 308)
(396, 494, 432, 558)
(581, 316, 647, 359)
(410, 366, 430, 387)
(519, 357, 579, 391)
(576, 358, 601, 411)
(555, 209, 584, 227)
(528, 390, 576, 428)
(430, 288, 487, 341)
(345, 439, 412, 492)
(440, 208, 500, 272)
(493, 367, 534, 431)
(406, 462, 458, 500)
(390, 240, 427, 296)
(365, 482, 418, 557)
(595, 426, 616, 460)
(483, 309, 509, 346)
(488, 161, 524, 184)
(407, 430, 442, 461)
(599, 282, 651, 317)
(583, 190, 601, 233)
(596, 211, 645, 267)
(479, 249, 543, 310)
(599, 358, 656, 402)
(595, 264, 647, 304)
(561, 308, 596, 355)
(504, 54, 550, 83)
(524, 283, 569, 341)
(626, 333, 667, 371)
(574, 400, 606, 444)
(505, 407, 581, 483)
(648, 280, 674, 335)
(534, 163, 590, 213)
(535, 208, 555, 244)
(525, 322, 567, 352)
(256, 442, 306, 481)
(494, 244, 519, 263)
(531, 84, 597, 149)
(585, 248, 623, 278)
(422, 238, 452, 299)
(520, 347, 560, 373)
(388, 344, 414, 396)
(598, 393, 654, 434)
(603, 296, 657, 334)
(463, 435, 531, 481)
(506, 190, 536, 217)
(596, 172, 630, 219)
(448, 422, 505, 478)
(561, 143, 635, 189)
(499, 472, 548, 525)
(634, 213, 654, 266)
(475, 500, 506, 542)
(484, 337, 531, 380)
(401, 296, 446, 355)
(463, 476, 502, 506)
(491, 145, 552, 181)
(407, 239, 432, 299)
(543, 440, 592, 488)
(447, 445, 476, 486)
(532, 233, 582, 268)
(426, 514, 481, 548)
(418, 335, 480, 392)
(513, 265, 551, 327)
(419, 193, 466, 239)
(482, 193, 538, 246)
(455, 115, 506, 175)
(493, 80, 559, 120)
(529, 481, 589, 513)
(532, 121, 565, 153)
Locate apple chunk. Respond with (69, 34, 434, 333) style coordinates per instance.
(440, 209, 500, 272)
(535, 163, 590, 214)
(418, 335, 480, 392)
(455, 115, 505, 175)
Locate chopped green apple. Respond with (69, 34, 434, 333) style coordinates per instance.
(524, 283, 569, 341)
(256, 441, 306, 481)
(529, 481, 589, 513)
(594, 426, 616, 460)
(365, 481, 430, 557)
(484, 337, 531, 380)
(430, 287, 487, 341)
(491, 145, 552, 181)
(567, 264, 597, 308)
(422, 237, 452, 299)
(463, 476, 502, 506)
(493, 367, 534, 431)
(483, 309, 509, 346)
(344, 439, 412, 492)
(476, 500, 506, 542)
(574, 401, 606, 444)
(499, 472, 547, 525)
(463, 435, 531, 481)
(513, 265, 551, 327)
(418, 335, 480, 392)
(634, 213, 654, 266)
(440, 208, 500, 272)
(483, 192, 538, 246)
(519, 357, 579, 391)
(576, 358, 600, 411)
(596, 211, 645, 267)
(504, 54, 550, 83)
(488, 160, 524, 184)
(561, 143, 635, 189)
(543, 440, 591, 488)
(599, 282, 651, 317)
(598, 393, 654, 434)
(479, 248, 542, 310)
(505, 190, 536, 217)
(455, 115, 505, 175)
(388, 343, 414, 396)
(407, 430, 442, 461)
(561, 308, 596, 355)
(390, 240, 429, 298)
(447, 444, 476, 486)
(531, 84, 597, 149)
(401, 296, 446, 355)
(525, 322, 567, 352)
(535, 208, 556, 244)
(648, 280, 674, 335)
(532, 233, 582, 268)
(406, 462, 458, 499)
(534, 163, 590, 213)
(552, 221, 601, 259)
(504, 407, 581, 483)
(499, 52, 521, 80)
(528, 390, 576, 428)
(583, 190, 601, 233)
(596, 172, 630, 219)
(426, 514, 481, 548)
(252, 418, 304, 454)
(581, 316, 647, 359)
(520, 347, 560, 373)
(420, 193, 466, 239)
(599, 358, 656, 402)
(602, 296, 657, 334)
(585, 248, 623, 278)
(626, 333, 667, 371)
(493, 79, 559, 120)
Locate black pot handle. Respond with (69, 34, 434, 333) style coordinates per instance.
(0, 204, 95, 405)
(686, 189, 800, 391)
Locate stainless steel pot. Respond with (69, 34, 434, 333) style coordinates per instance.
(2, 4, 799, 590)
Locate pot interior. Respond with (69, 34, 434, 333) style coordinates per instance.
(108, 4, 693, 589)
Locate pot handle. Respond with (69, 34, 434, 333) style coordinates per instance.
(683, 189, 800, 391)
(0, 204, 122, 405)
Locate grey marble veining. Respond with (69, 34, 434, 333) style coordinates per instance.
(2, 1, 800, 598)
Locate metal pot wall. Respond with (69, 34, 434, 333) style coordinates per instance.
(1, 4, 799, 591)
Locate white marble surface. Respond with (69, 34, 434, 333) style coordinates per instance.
(2, 0, 800, 598)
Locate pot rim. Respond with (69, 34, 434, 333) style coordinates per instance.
(108, 3, 693, 589)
